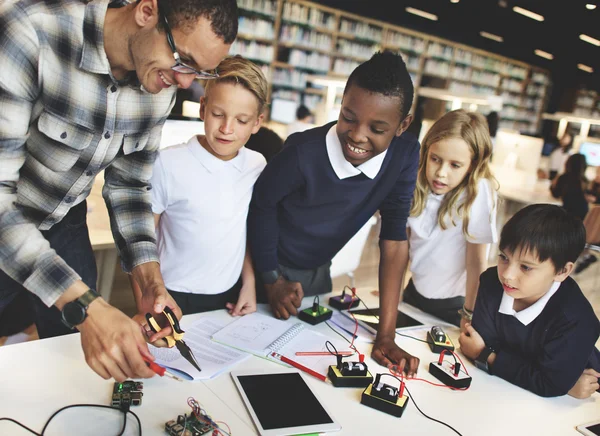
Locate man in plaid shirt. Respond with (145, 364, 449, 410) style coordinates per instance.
(0, 0, 236, 381)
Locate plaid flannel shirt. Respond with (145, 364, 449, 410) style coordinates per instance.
(0, 0, 176, 306)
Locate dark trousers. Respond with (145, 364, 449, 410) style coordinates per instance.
(169, 278, 243, 315)
(0, 201, 98, 339)
(403, 279, 464, 327)
(256, 261, 332, 304)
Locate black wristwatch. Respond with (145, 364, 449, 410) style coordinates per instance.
(61, 289, 100, 330)
(261, 269, 282, 285)
(475, 346, 495, 373)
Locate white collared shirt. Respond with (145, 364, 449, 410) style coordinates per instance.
(151, 136, 266, 294)
(498, 281, 561, 326)
(408, 178, 498, 299)
(325, 124, 387, 180)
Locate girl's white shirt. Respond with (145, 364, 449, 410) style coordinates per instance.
(407, 178, 498, 299)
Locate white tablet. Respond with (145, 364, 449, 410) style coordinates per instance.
(231, 370, 342, 436)
(577, 420, 600, 436)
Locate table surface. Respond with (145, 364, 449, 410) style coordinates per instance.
(0, 289, 597, 436)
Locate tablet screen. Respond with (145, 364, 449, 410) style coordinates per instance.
(236, 373, 334, 430)
(585, 424, 600, 435)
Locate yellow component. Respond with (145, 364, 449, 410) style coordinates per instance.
(364, 384, 408, 407)
(330, 365, 373, 379)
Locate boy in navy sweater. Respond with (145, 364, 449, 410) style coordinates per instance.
(460, 204, 600, 398)
(248, 51, 420, 374)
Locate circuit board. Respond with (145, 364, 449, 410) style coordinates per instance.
(111, 381, 143, 410)
(165, 413, 214, 436)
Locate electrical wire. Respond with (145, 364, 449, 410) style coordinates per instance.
(1, 404, 142, 436)
(404, 386, 464, 436)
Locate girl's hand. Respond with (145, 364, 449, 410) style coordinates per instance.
(458, 323, 485, 360)
(372, 335, 420, 377)
(568, 368, 600, 399)
(226, 282, 256, 316)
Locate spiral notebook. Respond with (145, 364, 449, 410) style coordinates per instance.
(211, 312, 347, 376)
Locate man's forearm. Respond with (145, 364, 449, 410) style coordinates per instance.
(377, 239, 409, 339)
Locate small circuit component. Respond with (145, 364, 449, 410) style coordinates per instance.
(111, 381, 144, 410)
(164, 414, 214, 436)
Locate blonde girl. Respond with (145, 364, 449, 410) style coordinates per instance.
(404, 109, 498, 328)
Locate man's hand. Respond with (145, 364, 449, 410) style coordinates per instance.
(131, 262, 182, 343)
(78, 298, 156, 382)
(265, 276, 303, 319)
(226, 281, 257, 316)
(568, 368, 600, 399)
(459, 323, 486, 360)
(372, 335, 420, 377)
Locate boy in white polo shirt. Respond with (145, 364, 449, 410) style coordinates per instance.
(131, 56, 267, 316)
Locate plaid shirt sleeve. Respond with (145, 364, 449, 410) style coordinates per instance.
(0, 5, 81, 306)
(102, 121, 172, 273)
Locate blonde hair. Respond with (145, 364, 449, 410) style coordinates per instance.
(202, 55, 268, 114)
(410, 109, 498, 236)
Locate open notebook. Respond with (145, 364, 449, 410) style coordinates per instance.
(211, 312, 349, 378)
(149, 315, 250, 380)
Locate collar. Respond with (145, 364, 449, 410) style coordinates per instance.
(189, 136, 245, 173)
(325, 124, 387, 180)
(498, 281, 561, 326)
(80, 0, 141, 86)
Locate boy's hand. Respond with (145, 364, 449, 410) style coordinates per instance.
(459, 323, 486, 360)
(568, 368, 600, 399)
(372, 335, 420, 377)
(265, 276, 303, 319)
(226, 282, 257, 316)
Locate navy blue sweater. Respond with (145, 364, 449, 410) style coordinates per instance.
(473, 266, 600, 397)
(248, 122, 420, 272)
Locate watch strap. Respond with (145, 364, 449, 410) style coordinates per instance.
(475, 346, 495, 373)
(261, 269, 282, 285)
(77, 288, 100, 308)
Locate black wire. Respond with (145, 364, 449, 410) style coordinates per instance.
(324, 321, 353, 346)
(0, 417, 41, 435)
(1, 404, 142, 436)
(404, 386, 463, 436)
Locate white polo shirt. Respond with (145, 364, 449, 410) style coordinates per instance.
(408, 178, 498, 299)
(498, 281, 561, 326)
(150, 136, 266, 294)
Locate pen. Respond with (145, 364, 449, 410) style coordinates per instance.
(271, 352, 329, 383)
(295, 351, 353, 356)
(142, 356, 183, 382)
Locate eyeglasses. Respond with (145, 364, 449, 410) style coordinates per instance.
(159, 7, 219, 79)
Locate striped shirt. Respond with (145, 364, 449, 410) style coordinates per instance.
(0, 0, 176, 306)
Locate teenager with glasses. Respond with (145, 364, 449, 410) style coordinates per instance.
(0, 0, 237, 383)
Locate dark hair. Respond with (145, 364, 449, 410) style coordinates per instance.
(500, 204, 586, 271)
(244, 126, 283, 163)
(158, 0, 238, 44)
(344, 50, 414, 118)
(296, 105, 311, 121)
(486, 111, 499, 138)
(565, 153, 587, 178)
(559, 131, 575, 154)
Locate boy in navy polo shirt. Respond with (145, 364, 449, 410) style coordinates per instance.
(248, 51, 420, 374)
(460, 204, 600, 398)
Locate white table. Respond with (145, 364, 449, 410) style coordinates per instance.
(0, 290, 597, 436)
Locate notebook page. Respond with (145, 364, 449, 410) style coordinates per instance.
(211, 312, 295, 357)
(150, 315, 249, 380)
(276, 328, 351, 377)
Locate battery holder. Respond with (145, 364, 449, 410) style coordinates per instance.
(361, 374, 409, 417)
(298, 297, 332, 325)
(328, 355, 373, 387)
(429, 351, 472, 389)
(426, 326, 455, 353)
(328, 290, 360, 310)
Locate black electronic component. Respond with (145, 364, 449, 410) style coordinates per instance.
(426, 326, 455, 353)
(429, 351, 472, 389)
(361, 374, 409, 417)
(165, 414, 213, 436)
(328, 289, 360, 310)
(298, 296, 333, 325)
(111, 381, 143, 410)
(328, 354, 373, 387)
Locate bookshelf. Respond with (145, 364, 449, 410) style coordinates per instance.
(229, 0, 551, 134)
